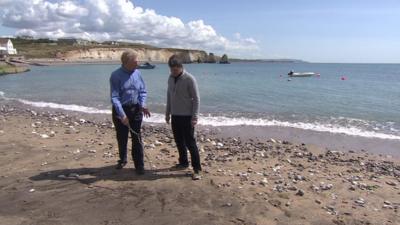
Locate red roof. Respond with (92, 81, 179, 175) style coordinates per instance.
(0, 38, 10, 45)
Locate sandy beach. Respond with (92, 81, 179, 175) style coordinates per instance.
(0, 102, 399, 225)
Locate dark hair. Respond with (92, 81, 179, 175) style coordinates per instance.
(168, 54, 183, 68)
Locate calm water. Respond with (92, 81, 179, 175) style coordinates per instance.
(0, 62, 399, 140)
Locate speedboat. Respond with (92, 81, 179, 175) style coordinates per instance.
(288, 70, 317, 77)
(138, 62, 156, 69)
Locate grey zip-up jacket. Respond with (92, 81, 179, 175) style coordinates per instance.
(166, 70, 200, 119)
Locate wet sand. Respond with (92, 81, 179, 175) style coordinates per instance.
(213, 125, 400, 158)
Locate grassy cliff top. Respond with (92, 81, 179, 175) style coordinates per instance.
(11, 38, 205, 59)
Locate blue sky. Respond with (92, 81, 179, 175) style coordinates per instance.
(1, 0, 400, 63)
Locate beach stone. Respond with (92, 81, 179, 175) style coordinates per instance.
(40, 134, 50, 139)
(296, 189, 305, 196)
(383, 204, 394, 209)
(386, 181, 397, 186)
(355, 198, 365, 206)
(384, 200, 392, 205)
(68, 173, 80, 178)
(349, 185, 357, 191)
(154, 140, 163, 146)
(320, 182, 333, 191)
(160, 148, 170, 154)
(29, 188, 35, 193)
(88, 149, 97, 153)
(103, 152, 114, 158)
(269, 199, 282, 207)
(222, 203, 232, 207)
(260, 178, 268, 186)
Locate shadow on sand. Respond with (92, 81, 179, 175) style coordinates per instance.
(30, 165, 191, 185)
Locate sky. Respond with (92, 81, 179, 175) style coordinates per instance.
(0, 0, 399, 63)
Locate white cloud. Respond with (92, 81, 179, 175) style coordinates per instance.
(0, 0, 259, 57)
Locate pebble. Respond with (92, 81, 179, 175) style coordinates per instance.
(40, 134, 50, 139)
(386, 181, 397, 186)
(320, 182, 333, 191)
(160, 148, 170, 154)
(154, 140, 163, 146)
(222, 203, 232, 207)
(29, 188, 35, 193)
(103, 152, 113, 158)
(259, 178, 268, 186)
(68, 173, 80, 178)
(355, 198, 365, 206)
(88, 149, 97, 153)
(296, 189, 305, 196)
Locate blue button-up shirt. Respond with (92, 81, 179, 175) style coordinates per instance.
(110, 66, 147, 118)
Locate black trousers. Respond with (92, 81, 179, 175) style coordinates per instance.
(112, 105, 144, 169)
(171, 115, 202, 171)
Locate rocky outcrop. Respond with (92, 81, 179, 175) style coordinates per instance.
(58, 48, 208, 63)
(219, 54, 230, 64)
(206, 53, 217, 63)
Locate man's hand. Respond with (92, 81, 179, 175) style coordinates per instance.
(121, 116, 129, 126)
(191, 118, 198, 127)
(141, 107, 151, 118)
(165, 115, 170, 124)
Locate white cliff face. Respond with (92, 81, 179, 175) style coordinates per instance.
(61, 48, 208, 63)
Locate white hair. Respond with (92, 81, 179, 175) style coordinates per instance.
(121, 50, 138, 65)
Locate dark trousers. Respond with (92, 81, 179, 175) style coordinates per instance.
(112, 105, 144, 169)
(171, 115, 202, 171)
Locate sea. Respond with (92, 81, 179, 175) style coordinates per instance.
(0, 62, 399, 141)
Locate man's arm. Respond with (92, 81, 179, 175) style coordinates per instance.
(138, 73, 150, 117)
(165, 79, 171, 123)
(110, 74, 126, 119)
(189, 76, 200, 123)
(137, 73, 147, 108)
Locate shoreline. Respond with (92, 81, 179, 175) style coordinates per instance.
(0, 103, 399, 225)
(2, 98, 400, 158)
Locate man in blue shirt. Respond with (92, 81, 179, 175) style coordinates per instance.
(110, 50, 151, 174)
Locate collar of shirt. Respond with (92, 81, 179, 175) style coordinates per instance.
(121, 65, 135, 74)
(172, 70, 185, 83)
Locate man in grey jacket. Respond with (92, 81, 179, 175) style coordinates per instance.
(165, 55, 202, 180)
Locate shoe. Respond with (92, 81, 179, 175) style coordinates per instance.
(171, 163, 189, 170)
(192, 170, 202, 180)
(136, 168, 145, 175)
(115, 161, 127, 170)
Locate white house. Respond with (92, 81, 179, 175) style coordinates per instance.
(0, 38, 18, 55)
